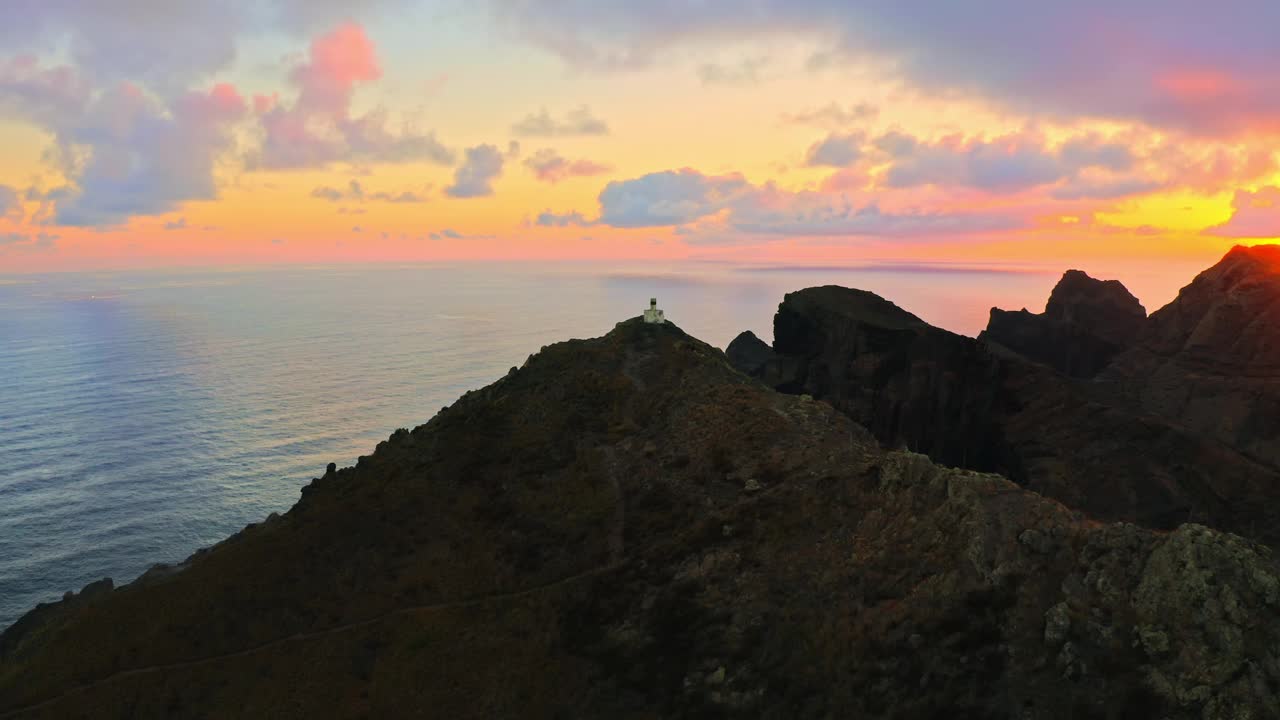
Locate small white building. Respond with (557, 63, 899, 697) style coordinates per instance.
(643, 297, 666, 324)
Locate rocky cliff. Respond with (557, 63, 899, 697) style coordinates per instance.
(980, 270, 1146, 378)
(1102, 245, 1280, 468)
(728, 284, 1280, 545)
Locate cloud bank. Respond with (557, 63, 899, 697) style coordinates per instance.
(550, 167, 1025, 243)
(0, 18, 454, 227)
(52, 82, 248, 227)
(491, 0, 1280, 136)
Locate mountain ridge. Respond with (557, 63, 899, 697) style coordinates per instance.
(728, 264, 1280, 545)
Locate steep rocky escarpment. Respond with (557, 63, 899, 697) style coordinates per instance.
(1043, 269, 1147, 342)
(5, 318, 1280, 718)
(980, 270, 1146, 378)
(753, 287, 1007, 469)
(729, 285, 1280, 545)
(1102, 245, 1280, 468)
(722, 329, 775, 377)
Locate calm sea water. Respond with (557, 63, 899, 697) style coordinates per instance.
(0, 259, 1202, 629)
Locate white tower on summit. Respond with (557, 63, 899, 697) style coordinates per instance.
(643, 297, 666, 324)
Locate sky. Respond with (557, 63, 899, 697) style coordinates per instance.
(2, 1, 1280, 273)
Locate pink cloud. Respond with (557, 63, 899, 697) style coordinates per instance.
(252, 93, 277, 114)
(0, 55, 92, 126)
(1206, 187, 1280, 239)
(1149, 68, 1280, 137)
(254, 23, 452, 169)
(1157, 69, 1244, 103)
(819, 168, 868, 192)
(495, 2, 1280, 138)
(1160, 145, 1277, 193)
(180, 82, 247, 123)
(524, 148, 612, 183)
(292, 21, 380, 115)
(862, 129, 1165, 201)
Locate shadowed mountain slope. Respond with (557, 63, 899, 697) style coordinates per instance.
(728, 282, 1280, 545)
(1102, 245, 1280, 469)
(4, 319, 1280, 718)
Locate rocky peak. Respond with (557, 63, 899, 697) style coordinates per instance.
(1043, 269, 1146, 344)
(764, 287, 989, 457)
(724, 330, 775, 376)
(1098, 245, 1280, 469)
(1128, 244, 1280, 371)
(979, 270, 1144, 378)
(772, 285, 927, 357)
(1219, 243, 1280, 272)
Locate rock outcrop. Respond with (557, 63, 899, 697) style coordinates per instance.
(5, 318, 1280, 718)
(1102, 245, 1280, 468)
(980, 269, 1146, 378)
(724, 330, 775, 376)
(731, 285, 1280, 545)
(1044, 269, 1147, 345)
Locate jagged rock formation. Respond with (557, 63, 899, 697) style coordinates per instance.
(980, 269, 1146, 378)
(1043, 269, 1148, 345)
(5, 318, 1280, 718)
(724, 330, 775, 377)
(729, 285, 1280, 545)
(1102, 245, 1280, 468)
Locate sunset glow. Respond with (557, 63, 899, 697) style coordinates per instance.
(3, 2, 1280, 272)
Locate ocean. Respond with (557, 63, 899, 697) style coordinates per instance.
(0, 259, 1202, 629)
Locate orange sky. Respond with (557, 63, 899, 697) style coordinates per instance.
(2, 4, 1280, 273)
